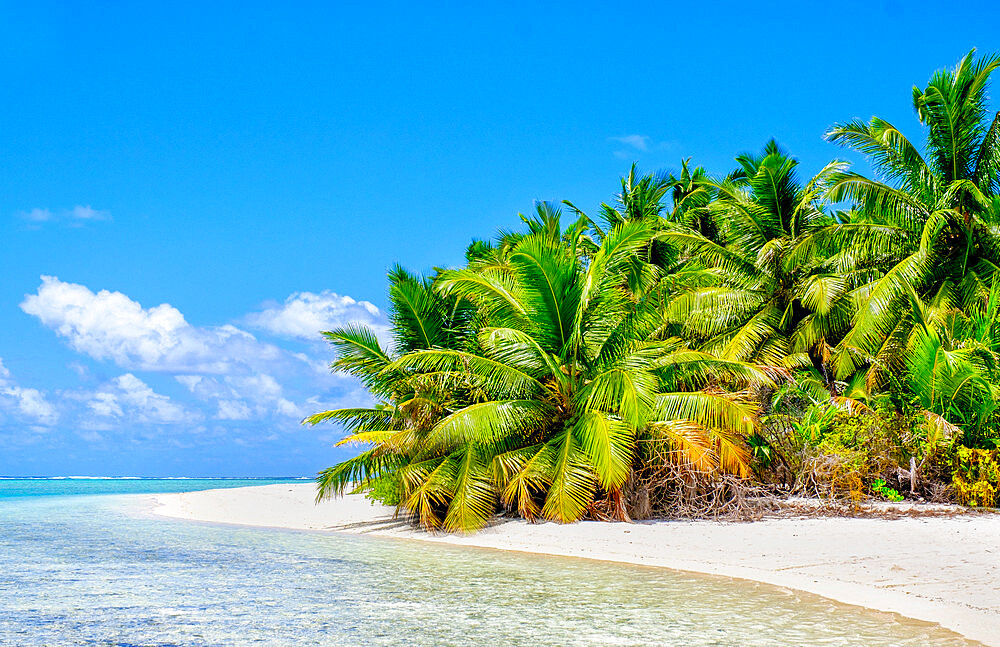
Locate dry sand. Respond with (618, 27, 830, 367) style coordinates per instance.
(152, 483, 1000, 645)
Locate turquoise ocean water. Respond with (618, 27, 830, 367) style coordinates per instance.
(0, 478, 975, 646)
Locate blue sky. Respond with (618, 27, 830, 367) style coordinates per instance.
(1, 1, 997, 476)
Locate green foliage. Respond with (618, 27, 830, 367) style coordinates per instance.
(307, 51, 1000, 529)
(363, 471, 403, 507)
(871, 479, 904, 502)
(952, 447, 1000, 507)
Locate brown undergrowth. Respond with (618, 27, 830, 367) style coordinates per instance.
(600, 462, 987, 523)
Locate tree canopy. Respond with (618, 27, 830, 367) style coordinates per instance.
(307, 50, 1000, 531)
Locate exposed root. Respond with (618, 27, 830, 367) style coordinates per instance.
(626, 461, 981, 522)
(629, 462, 781, 521)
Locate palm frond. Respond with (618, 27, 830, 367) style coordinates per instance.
(573, 410, 634, 490)
(423, 399, 553, 454)
(540, 430, 596, 523)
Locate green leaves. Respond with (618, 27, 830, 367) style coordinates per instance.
(322, 326, 395, 398)
(304, 52, 1000, 531)
(388, 265, 452, 354)
(443, 447, 496, 533)
(540, 430, 597, 523)
(914, 49, 1000, 183)
(509, 234, 581, 354)
(573, 411, 634, 491)
(423, 400, 552, 454)
(389, 349, 544, 399)
(307, 194, 775, 531)
(826, 118, 936, 198)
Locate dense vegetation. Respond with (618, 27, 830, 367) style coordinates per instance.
(307, 50, 1000, 531)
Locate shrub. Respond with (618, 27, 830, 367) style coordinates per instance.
(363, 472, 403, 507)
(951, 447, 1000, 507)
(871, 478, 904, 502)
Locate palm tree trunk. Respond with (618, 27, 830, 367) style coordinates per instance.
(610, 487, 631, 522)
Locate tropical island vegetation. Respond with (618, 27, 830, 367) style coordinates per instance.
(306, 50, 1000, 532)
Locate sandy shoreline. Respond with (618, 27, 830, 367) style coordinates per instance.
(151, 483, 1000, 645)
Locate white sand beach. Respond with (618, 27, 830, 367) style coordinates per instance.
(152, 484, 1000, 645)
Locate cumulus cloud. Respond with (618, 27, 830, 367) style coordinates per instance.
(21, 276, 287, 374)
(85, 373, 197, 424)
(176, 373, 306, 420)
(15, 276, 383, 440)
(0, 358, 58, 425)
(18, 205, 111, 226)
(245, 290, 388, 342)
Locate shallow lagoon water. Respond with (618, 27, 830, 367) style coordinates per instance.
(0, 480, 975, 646)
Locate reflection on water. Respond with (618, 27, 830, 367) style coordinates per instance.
(0, 492, 974, 646)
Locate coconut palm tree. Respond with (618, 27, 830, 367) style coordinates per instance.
(304, 264, 474, 500)
(564, 166, 677, 297)
(660, 140, 845, 368)
(892, 282, 1000, 444)
(596, 163, 672, 229)
(303, 51, 1000, 525)
(311, 214, 772, 532)
(664, 158, 718, 241)
(821, 49, 1000, 383)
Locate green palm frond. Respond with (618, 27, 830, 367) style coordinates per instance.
(834, 253, 933, 379)
(825, 118, 937, 196)
(973, 110, 1000, 194)
(581, 363, 657, 428)
(422, 399, 553, 454)
(510, 233, 581, 354)
(316, 448, 406, 501)
(388, 349, 545, 398)
(437, 267, 528, 323)
(302, 406, 396, 430)
(572, 411, 634, 490)
(493, 443, 548, 520)
(400, 456, 455, 530)
(914, 49, 1000, 183)
(442, 447, 496, 533)
(322, 325, 396, 397)
(540, 430, 597, 523)
(825, 172, 930, 228)
(651, 391, 757, 439)
(388, 265, 450, 353)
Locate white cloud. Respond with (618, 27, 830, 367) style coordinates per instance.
(77, 430, 104, 443)
(86, 373, 197, 424)
(275, 398, 300, 417)
(16, 277, 383, 438)
(610, 134, 650, 151)
(21, 208, 54, 222)
(608, 135, 681, 160)
(0, 358, 58, 425)
(17, 205, 111, 225)
(216, 399, 252, 420)
(21, 276, 286, 374)
(88, 392, 124, 417)
(245, 290, 387, 342)
(176, 372, 309, 420)
(69, 205, 110, 221)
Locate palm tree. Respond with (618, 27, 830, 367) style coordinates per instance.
(896, 282, 1000, 443)
(311, 214, 771, 532)
(596, 163, 672, 229)
(821, 49, 1000, 384)
(304, 264, 473, 501)
(664, 158, 718, 241)
(564, 165, 676, 297)
(661, 140, 845, 368)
